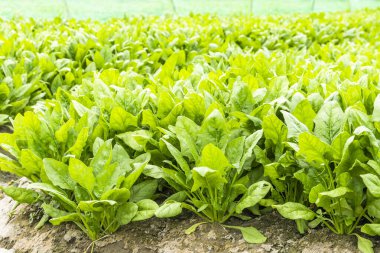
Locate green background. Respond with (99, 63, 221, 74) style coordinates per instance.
(0, 0, 379, 20)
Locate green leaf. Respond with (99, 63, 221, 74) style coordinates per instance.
(372, 94, 380, 122)
(143, 164, 163, 179)
(155, 201, 183, 218)
(361, 174, 380, 198)
(166, 191, 187, 203)
(267, 76, 289, 101)
(78, 200, 117, 212)
(191, 166, 227, 192)
(185, 222, 207, 235)
(229, 81, 254, 113)
(282, 110, 309, 139)
(0, 114, 9, 126)
(174, 116, 200, 161)
(94, 51, 105, 68)
(42, 203, 69, 218)
(69, 158, 95, 193)
(298, 132, 331, 166)
(156, 91, 175, 118)
(132, 199, 159, 221)
(368, 199, 380, 219)
(318, 187, 352, 198)
(55, 119, 75, 143)
(224, 225, 267, 244)
(43, 158, 76, 190)
(236, 181, 271, 214)
(130, 179, 158, 202)
(50, 213, 81, 226)
(292, 99, 316, 131)
(331, 131, 351, 161)
(123, 153, 150, 189)
(162, 139, 191, 177)
(100, 68, 119, 85)
(20, 149, 42, 177)
(226, 136, 245, 168)
(93, 162, 120, 198)
(0, 186, 39, 204)
(141, 109, 157, 130)
(273, 202, 316, 220)
(100, 188, 130, 202)
(240, 130, 263, 170)
(116, 202, 138, 225)
(335, 136, 368, 175)
(118, 130, 153, 152)
(67, 127, 89, 158)
(199, 143, 230, 174)
(90, 139, 112, 175)
(29, 183, 76, 210)
(263, 113, 288, 145)
(309, 184, 326, 204)
(355, 234, 374, 253)
(316, 187, 352, 210)
(314, 101, 344, 144)
(110, 106, 137, 132)
(361, 224, 380, 236)
(198, 109, 229, 149)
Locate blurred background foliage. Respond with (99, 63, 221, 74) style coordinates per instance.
(0, 0, 379, 20)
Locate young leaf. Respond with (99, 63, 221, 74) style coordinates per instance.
(191, 166, 227, 192)
(298, 132, 331, 166)
(129, 180, 158, 202)
(282, 110, 309, 139)
(132, 199, 159, 221)
(314, 101, 344, 144)
(100, 188, 130, 202)
(29, 183, 76, 210)
(78, 200, 117, 212)
(361, 174, 380, 198)
(117, 130, 152, 152)
(162, 139, 191, 177)
(110, 106, 137, 132)
(43, 158, 76, 190)
(185, 222, 207, 235)
(67, 127, 89, 158)
(49, 213, 81, 226)
(0, 186, 39, 204)
(69, 158, 95, 193)
(155, 201, 182, 218)
(355, 234, 374, 253)
(123, 154, 150, 190)
(292, 99, 316, 131)
(263, 114, 288, 146)
(273, 202, 316, 220)
(372, 94, 380, 122)
(224, 225, 267, 244)
(116, 202, 138, 225)
(199, 143, 230, 174)
(361, 224, 380, 236)
(236, 181, 271, 214)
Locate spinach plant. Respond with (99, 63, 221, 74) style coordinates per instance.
(155, 111, 271, 243)
(0, 103, 158, 240)
(274, 100, 380, 252)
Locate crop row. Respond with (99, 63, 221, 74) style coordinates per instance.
(1, 9, 380, 252)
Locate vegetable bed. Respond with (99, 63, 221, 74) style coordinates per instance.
(1, 9, 380, 252)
